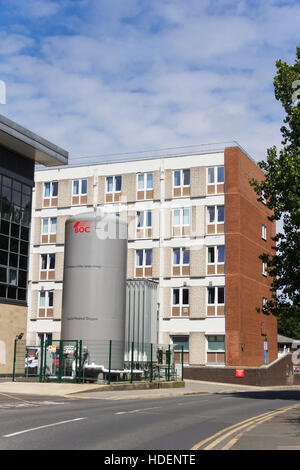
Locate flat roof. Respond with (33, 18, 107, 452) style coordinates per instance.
(0, 114, 68, 166)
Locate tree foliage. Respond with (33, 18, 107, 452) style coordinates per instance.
(250, 46, 300, 338)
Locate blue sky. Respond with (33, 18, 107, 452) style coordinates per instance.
(0, 0, 299, 163)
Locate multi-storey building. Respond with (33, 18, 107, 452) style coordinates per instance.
(27, 144, 277, 367)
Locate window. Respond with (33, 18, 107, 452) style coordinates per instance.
(106, 176, 122, 202)
(207, 286, 225, 316)
(136, 210, 152, 238)
(72, 179, 87, 205)
(261, 224, 267, 240)
(207, 205, 225, 234)
(172, 288, 190, 317)
(207, 246, 225, 275)
(38, 290, 54, 318)
(262, 262, 267, 276)
(40, 254, 55, 280)
(207, 335, 225, 364)
(137, 173, 154, 200)
(0, 175, 31, 302)
(172, 247, 190, 276)
(173, 169, 190, 197)
(135, 249, 152, 277)
(172, 336, 189, 363)
(41, 217, 57, 244)
(43, 182, 58, 207)
(207, 166, 225, 194)
(173, 208, 190, 237)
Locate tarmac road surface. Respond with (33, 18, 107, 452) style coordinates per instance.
(0, 387, 299, 451)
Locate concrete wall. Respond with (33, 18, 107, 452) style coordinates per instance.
(0, 303, 27, 375)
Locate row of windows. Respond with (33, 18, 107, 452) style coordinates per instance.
(173, 335, 225, 365)
(42, 166, 225, 202)
(135, 247, 225, 269)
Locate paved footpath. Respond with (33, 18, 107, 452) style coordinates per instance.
(0, 379, 297, 399)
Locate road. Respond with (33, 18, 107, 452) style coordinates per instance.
(0, 389, 299, 451)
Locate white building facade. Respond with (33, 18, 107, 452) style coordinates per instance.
(27, 150, 227, 366)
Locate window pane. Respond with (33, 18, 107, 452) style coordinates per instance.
(207, 206, 215, 223)
(174, 170, 181, 187)
(146, 211, 152, 227)
(48, 291, 54, 307)
(52, 182, 58, 197)
(217, 246, 225, 263)
(208, 247, 215, 264)
(183, 169, 190, 186)
(208, 168, 214, 184)
(217, 206, 225, 222)
(208, 335, 225, 351)
(183, 208, 190, 225)
(50, 218, 57, 233)
(136, 250, 143, 266)
(39, 291, 46, 307)
(137, 211, 144, 228)
(81, 179, 87, 194)
(145, 249, 152, 266)
(107, 177, 113, 192)
(218, 287, 225, 304)
(173, 249, 180, 265)
(115, 176, 122, 191)
(138, 174, 144, 190)
(42, 219, 48, 235)
(73, 180, 79, 195)
(146, 173, 153, 189)
(173, 336, 189, 352)
(41, 254, 47, 270)
(173, 209, 180, 226)
(217, 166, 224, 183)
(49, 254, 55, 270)
(182, 289, 189, 305)
(208, 287, 215, 304)
(173, 289, 179, 305)
(9, 269, 17, 285)
(44, 183, 50, 198)
(183, 248, 190, 265)
(0, 267, 6, 282)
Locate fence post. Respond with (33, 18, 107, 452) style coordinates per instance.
(167, 344, 171, 381)
(181, 345, 184, 381)
(78, 340, 82, 383)
(150, 343, 153, 383)
(107, 340, 112, 385)
(12, 339, 17, 382)
(130, 341, 134, 384)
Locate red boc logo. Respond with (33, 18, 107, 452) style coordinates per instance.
(73, 221, 90, 233)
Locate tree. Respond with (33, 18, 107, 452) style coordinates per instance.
(250, 46, 300, 339)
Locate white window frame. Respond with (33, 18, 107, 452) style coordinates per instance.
(262, 262, 267, 276)
(207, 166, 225, 186)
(172, 208, 190, 236)
(40, 253, 55, 273)
(38, 290, 54, 317)
(172, 287, 190, 317)
(136, 210, 152, 237)
(207, 246, 225, 266)
(72, 179, 87, 196)
(43, 181, 58, 201)
(137, 172, 153, 191)
(207, 205, 225, 229)
(261, 224, 267, 240)
(206, 335, 225, 364)
(135, 249, 152, 276)
(172, 247, 190, 267)
(106, 175, 122, 194)
(207, 286, 225, 316)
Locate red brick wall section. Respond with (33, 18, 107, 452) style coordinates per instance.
(224, 147, 277, 367)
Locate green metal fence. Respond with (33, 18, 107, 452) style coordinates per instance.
(12, 338, 184, 384)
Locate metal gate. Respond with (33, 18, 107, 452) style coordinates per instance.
(41, 340, 82, 383)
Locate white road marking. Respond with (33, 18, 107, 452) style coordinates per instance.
(115, 406, 161, 415)
(3, 417, 87, 438)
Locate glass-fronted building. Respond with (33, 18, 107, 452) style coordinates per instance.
(0, 114, 68, 375)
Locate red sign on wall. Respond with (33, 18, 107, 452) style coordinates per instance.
(236, 368, 244, 377)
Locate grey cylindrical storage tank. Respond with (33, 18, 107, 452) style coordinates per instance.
(61, 211, 128, 369)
